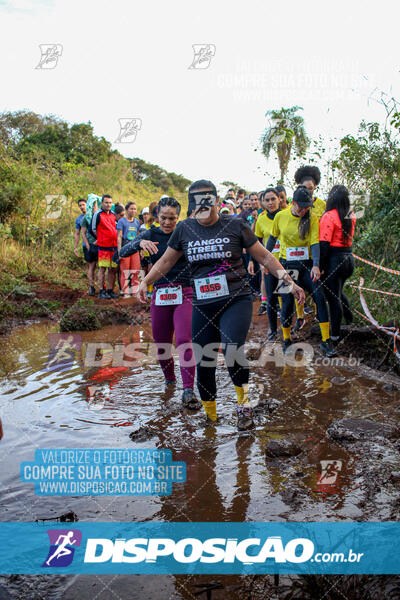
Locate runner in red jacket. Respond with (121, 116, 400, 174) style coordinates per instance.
(92, 194, 118, 299)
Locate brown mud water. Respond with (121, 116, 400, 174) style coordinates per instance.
(0, 300, 400, 599)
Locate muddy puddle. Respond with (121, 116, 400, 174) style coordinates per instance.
(0, 320, 399, 599)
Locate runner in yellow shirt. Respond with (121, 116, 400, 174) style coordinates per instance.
(249, 188, 281, 340)
(266, 186, 336, 357)
(294, 165, 326, 217)
(275, 184, 289, 210)
(292, 166, 326, 330)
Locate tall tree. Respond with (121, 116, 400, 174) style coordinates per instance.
(260, 106, 309, 183)
(0, 110, 61, 147)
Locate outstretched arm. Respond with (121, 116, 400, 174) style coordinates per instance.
(119, 230, 151, 257)
(137, 247, 183, 302)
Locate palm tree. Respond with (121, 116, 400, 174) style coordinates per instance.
(260, 106, 309, 184)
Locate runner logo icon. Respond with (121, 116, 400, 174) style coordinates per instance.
(114, 118, 142, 143)
(188, 44, 216, 69)
(42, 529, 82, 567)
(35, 44, 63, 69)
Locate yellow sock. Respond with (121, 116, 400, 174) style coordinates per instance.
(278, 296, 282, 309)
(202, 400, 217, 421)
(282, 326, 291, 341)
(235, 384, 250, 406)
(319, 322, 330, 342)
(295, 299, 304, 319)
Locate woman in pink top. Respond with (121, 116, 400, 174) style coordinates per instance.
(320, 185, 356, 341)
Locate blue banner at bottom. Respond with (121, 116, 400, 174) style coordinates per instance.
(0, 522, 398, 574)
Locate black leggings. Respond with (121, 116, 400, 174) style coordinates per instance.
(191, 294, 253, 402)
(279, 259, 329, 328)
(322, 251, 354, 337)
(264, 272, 279, 333)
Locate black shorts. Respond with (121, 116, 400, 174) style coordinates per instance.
(83, 244, 98, 263)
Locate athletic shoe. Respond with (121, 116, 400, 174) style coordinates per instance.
(106, 290, 119, 299)
(319, 339, 338, 358)
(182, 388, 200, 410)
(88, 286, 96, 296)
(257, 303, 267, 315)
(165, 379, 176, 387)
(304, 306, 313, 314)
(282, 339, 292, 354)
(236, 405, 254, 431)
(291, 318, 305, 334)
(267, 330, 277, 342)
(98, 289, 107, 299)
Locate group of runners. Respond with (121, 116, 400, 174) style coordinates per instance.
(74, 195, 153, 298)
(74, 166, 356, 430)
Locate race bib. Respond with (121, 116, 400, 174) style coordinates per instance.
(194, 275, 229, 300)
(272, 239, 281, 253)
(155, 286, 183, 306)
(286, 246, 309, 260)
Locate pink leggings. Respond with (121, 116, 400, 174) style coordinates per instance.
(150, 286, 195, 389)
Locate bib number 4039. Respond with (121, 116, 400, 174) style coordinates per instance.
(286, 246, 309, 260)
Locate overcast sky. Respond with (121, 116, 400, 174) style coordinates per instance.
(1, 0, 399, 194)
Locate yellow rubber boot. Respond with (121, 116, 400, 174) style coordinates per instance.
(295, 299, 304, 319)
(235, 384, 250, 406)
(202, 400, 218, 422)
(319, 322, 330, 342)
(282, 326, 291, 341)
(235, 384, 253, 430)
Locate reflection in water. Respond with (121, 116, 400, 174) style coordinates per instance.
(0, 320, 398, 526)
(1, 321, 400, 597)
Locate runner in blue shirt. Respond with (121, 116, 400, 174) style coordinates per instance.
(73, 199, 87, 257)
